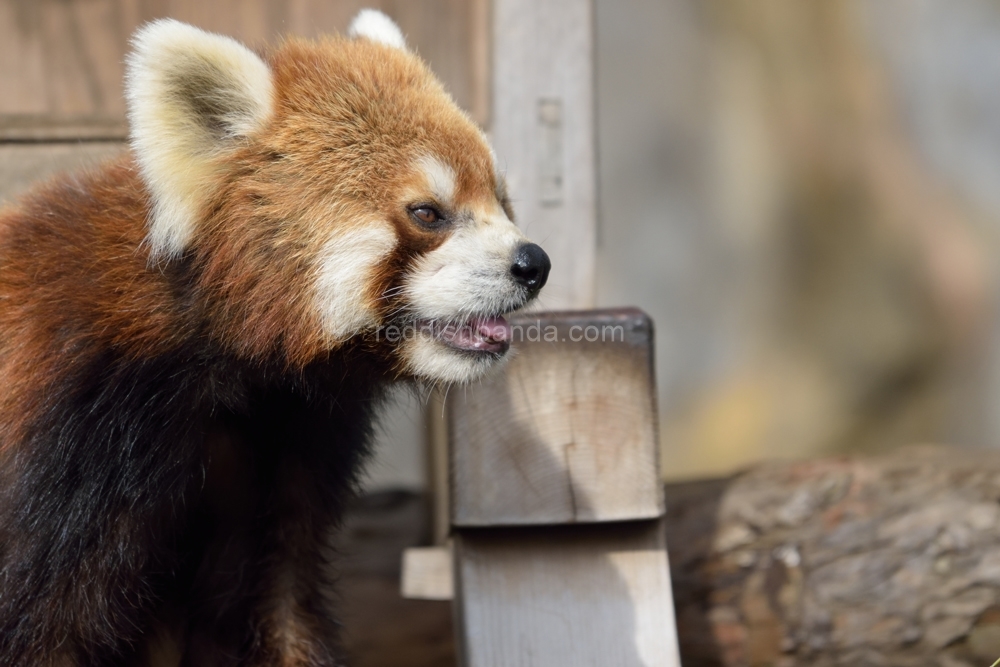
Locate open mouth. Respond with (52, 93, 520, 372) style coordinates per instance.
(425, 316, 511, 355)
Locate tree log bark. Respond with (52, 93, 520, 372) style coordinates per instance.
(666, 445, 1000, 667)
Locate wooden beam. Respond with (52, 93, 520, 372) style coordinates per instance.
(447, 308, 680, 665)
(490, 0, 597, 310)
(419, 0, 493, 548)
(449, 309, 663, 526)
(443, 3, 684, 665)
(0, 117, 127, 143)
(454, 521, 682, 667)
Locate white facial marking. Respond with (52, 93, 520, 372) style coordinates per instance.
(126, 19, 274, 259)
(398, 205, 529, 383)
(402, 334, 507, 385)
(315, 224, 397, 342)
(417, 156, 457, 205)
(348, 10, 407, 51)
(404, 209, 527, 323)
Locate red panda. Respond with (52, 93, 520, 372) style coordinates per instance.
(0, 10, 549, 666)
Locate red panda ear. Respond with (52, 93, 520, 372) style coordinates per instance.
(348, 9, 408, 51)
(125, 19, 274, 259)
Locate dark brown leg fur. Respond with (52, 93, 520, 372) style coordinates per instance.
(174, 416, 352, 667)
(0, 348, 383, 667)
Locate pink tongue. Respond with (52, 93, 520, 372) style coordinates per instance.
(442, 316, 511, 352)
(475, 316, 511, 342)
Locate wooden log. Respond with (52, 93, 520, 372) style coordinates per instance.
(666, 445, 1000, 667)
(448, 308, 663, 526)
(397, 447, 1000, 666)
(453, 520, 681, 667)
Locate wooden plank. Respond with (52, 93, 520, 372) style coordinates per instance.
(449, 308, 663, 527)
(425, 388, 452, 545)
(0, 0, 484, 137)
(400, 545, 454, 601)
(0, 118, 127, 142)
(491, 0, 597, 309)
(467, 0, 491, 128)
(0, 0, 129, 119)
(0, 142, 125, 205)
(454, 520, 682, 667)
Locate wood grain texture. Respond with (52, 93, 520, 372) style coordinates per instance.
(666, 445, 1000, 667)
(0, 0, 483, 138)
(449, 308, 663, 526)
(454, 520, 682, 667)
(491, 0, 597, 309)
(0, 119, 127, 142)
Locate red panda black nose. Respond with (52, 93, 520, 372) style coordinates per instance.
(510, 243, 551, 293)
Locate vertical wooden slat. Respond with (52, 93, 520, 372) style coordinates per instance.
(491, 0, 597, 310)
(468, 0, 491, 128)
(455, 522, 682, 667)
(286, 0, 364, 41)
(448, 5, 682, 666)
(0, 2, 47, 116)
(426, 388, 452, 546)
(165, 0, 276, 45)
(72, 0, 130, 119)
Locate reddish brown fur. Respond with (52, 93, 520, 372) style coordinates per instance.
(0, 31, 517, 667)
(195, 36, 503, 367)
(0, 162, 161, 448)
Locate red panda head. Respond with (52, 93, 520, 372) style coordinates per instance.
(125, 11, 550, 384)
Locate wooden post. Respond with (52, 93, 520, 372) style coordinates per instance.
(405, 3, 682, 665)
(448, 310, 681, 667)
(449, 309, 663, 526)
(454, 522, 680, 666)
(421, 0, 599, 542)
(490, 0, 598, 311)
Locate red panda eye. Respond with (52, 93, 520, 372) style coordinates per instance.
(410, 206, 444, 227)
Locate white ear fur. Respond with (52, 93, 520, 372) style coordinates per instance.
(348, 9, 407, 50)
(125, 19, 274, 258)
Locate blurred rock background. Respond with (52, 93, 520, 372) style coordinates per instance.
(3, 0, 1000, 485)
(597, 0, 1000, 479)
